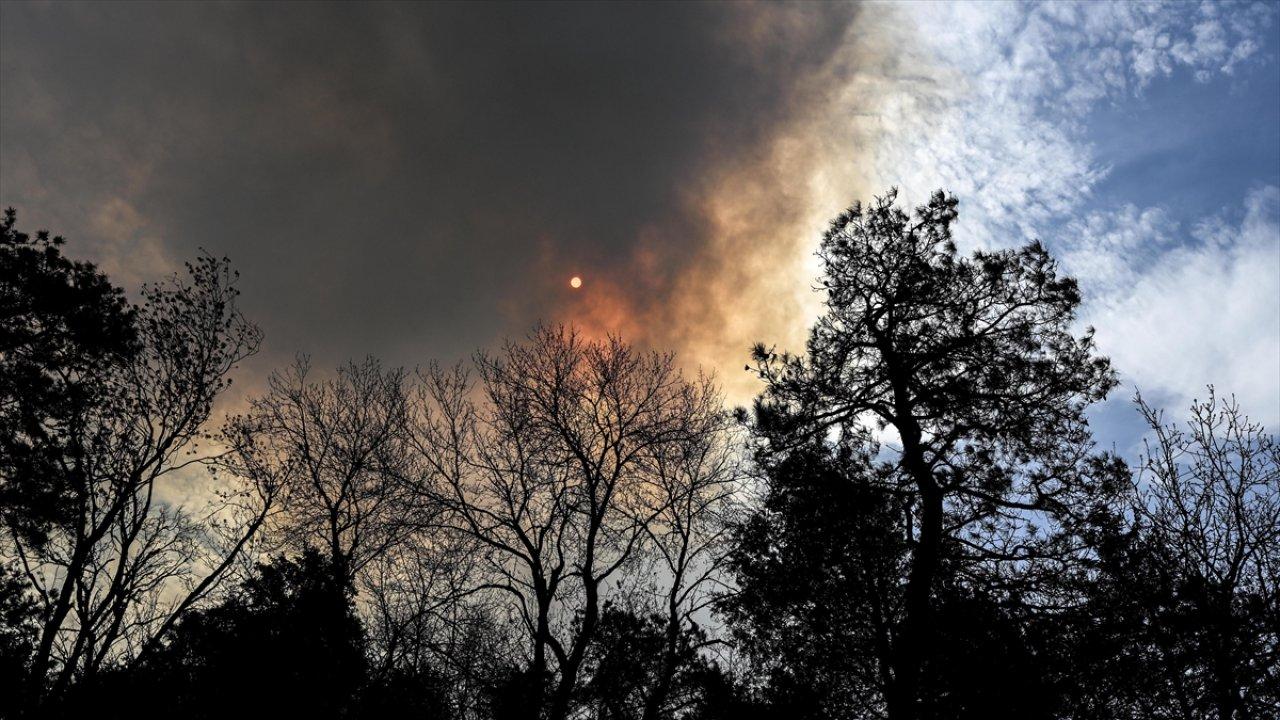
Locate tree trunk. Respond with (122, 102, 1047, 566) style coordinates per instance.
(27, 532, 88, 709)
(884, 373, 939, 720)
(888, 470, 940, 720)
(641, 606, 681, 720)
(547, 585, 597, 720)
(531, 596, 552, 719)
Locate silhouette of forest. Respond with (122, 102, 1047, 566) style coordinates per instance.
(2, 191, 1277, 719)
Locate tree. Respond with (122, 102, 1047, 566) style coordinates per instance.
(750, 189, 1120, 720)
(632, 409, 739, 720)
(576, 603, 720, 720)
(724, 439, 1074, 720)
(360, 521, 489, 710)
(224, 354, 488, 706)
(412, 326, 725, 720)
(1137, 390, 1280, 719)
(1, 221, 270, 708)
(721, 441, 905, 718)
(1, 208, 137, 549)
(1074, 391, 1280, 720)
(113, 550, 371, 720)
(226, 356, 418, 587)
(0, 564, 41, 717)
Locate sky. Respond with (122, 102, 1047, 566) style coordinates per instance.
(2, 1, 1278, 457)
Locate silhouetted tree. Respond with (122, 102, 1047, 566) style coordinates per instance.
(115, 549, 370, 720)
(9, 189, 1275, 720)
(226, 356, 419, 586)
(632, 399, 740, 720)
(1071, 391, 1280, 720)
(579, 606, 669, 719)
(721, 441, 905, 717)
(725, 437, 1070, 719)
(227, 355, 493, 703)
(0, 564, 40, 717)
(750, 189, 1120, 720)
(576, 603, 719, 720)
(360, 528, 486, 706)
(919, 580, 1063, 718)
(0, 215, 271, 709)
(359, 663, 456, 719)
(412, 326, 726, 720)
(682, 666, 774, 720)
(1136, 390, 1279, 719)
(484, 665, 554, 720)
(1, 208, 136, 549)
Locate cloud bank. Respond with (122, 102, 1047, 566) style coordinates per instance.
(0, 2, 859, 402)
(1083, 187, 1280, 425)
(2, 1, 1276, 423)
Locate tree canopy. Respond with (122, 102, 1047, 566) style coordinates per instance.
(3, 195, 1275, 720)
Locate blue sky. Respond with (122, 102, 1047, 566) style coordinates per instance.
(1088, 35, 1280, 226)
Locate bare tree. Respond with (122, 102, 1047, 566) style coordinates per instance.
(360, 526, 485, 685)
(1132, 389, 1280, 720)
(634, 404, 741, 720)
(3, 255, 271, 704)
(227, 356, 418, 586)
(412, 326, 726, 720)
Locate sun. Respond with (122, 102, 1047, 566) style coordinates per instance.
(569, 276, 582, 289)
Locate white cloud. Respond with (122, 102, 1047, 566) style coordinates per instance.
(847, 2, 1102, 246)
(852, 0, 1275, 243)
(1060, 204, 1179, 296)
(1085, 187, 1280, 426)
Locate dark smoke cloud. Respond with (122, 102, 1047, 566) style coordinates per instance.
(1, 1, 858, 398)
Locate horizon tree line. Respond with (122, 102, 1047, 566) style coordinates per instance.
(2, 193, 1276, 719)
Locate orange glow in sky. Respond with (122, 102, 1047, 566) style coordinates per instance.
(569, 276, 582, 289)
